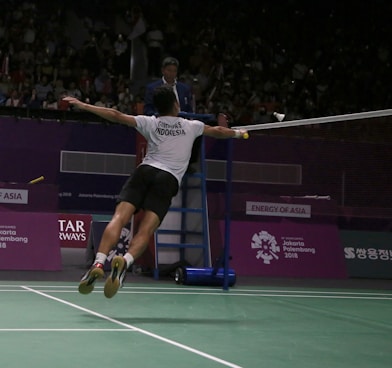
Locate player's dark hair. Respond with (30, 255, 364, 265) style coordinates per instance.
(153, 85, 177, 115)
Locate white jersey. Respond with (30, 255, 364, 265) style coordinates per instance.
(134, 115, 205, 186)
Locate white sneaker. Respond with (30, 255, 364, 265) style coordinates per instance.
(78, 263, 104, 295)
(104, 256, 127, 298)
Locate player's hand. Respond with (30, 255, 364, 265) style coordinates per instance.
(62, 96, 85, 109)
(234, 129, 249, 139)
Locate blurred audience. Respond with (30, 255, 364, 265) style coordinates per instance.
(0, 0, 391, 144)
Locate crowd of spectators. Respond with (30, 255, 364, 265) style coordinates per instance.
(0, 0, 391, 128)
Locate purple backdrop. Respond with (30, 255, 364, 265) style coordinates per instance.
(223, 220, 347, 278)
(208, 193, 346, 278)
(1, 117, 391, 212)
(0, 212, 61, 270)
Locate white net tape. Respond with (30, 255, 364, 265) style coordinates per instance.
(231, 109, 392, 131)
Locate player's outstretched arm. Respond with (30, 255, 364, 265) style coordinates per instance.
(63, 96, 137, 127)
(203, 125, 248, 139)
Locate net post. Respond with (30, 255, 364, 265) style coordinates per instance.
(223, 138, 234, 290)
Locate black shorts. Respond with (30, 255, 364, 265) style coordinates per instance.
(117, 165, 179, 222)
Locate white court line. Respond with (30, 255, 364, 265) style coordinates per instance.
(110, 287, 392, 296)
(21, 286, 243, 368)
(2, 284, 392, 295)
(1, 287, 392, 300)
(0, 329, 133, 332)
(109, 290, 392, 300)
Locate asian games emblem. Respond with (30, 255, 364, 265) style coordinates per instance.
(107, 224, 132, 262)
(251, 230, 280, 264)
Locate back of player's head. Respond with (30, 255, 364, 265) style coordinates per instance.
(153, 85, 177, 115)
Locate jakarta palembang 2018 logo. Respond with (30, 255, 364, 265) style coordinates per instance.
(251, 230, 280, 264)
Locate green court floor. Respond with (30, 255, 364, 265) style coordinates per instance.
(0, 281, 391, 368)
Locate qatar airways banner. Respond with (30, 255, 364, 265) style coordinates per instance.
(221, 219, 347, 278)
(0, 212, 61, 270)
(58, 213, 92, 248)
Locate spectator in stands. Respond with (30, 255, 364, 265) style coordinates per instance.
(253, 105, 272, 124)
(63, 85, 248, 298)
(117, 86, 133, 113)
(132, 93, 145, 115)
(44, 34, 58, 60)
(0, 74, 11, 101)
(41, 56, 56, 80)
(34, 75, 53, 103)
(114, 73, 128, 96)
(94, 67, 113, 97)
(99, 31, 114, 60)
(20, 82, 32, 107)
(17, 43, 35, 69)
(33, 51, 46, 74)
(9, 61, 28, 90)
(78, 68, 93, 97)
(81, 32, 103, 75)
(113, 33, 128, 75)
(53, 79, 66, 101)
(5, 88, 22, 107)
(23, 17, 36, 45)
(94, 93, 112, 108)
(190, 77, 203, 108)
(55, 57, 73, 88)
(23, 87, 41, 109)
(42, 91, 58, 109)
(67, 81, 82, 100)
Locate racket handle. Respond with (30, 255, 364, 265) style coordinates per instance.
(29, 176, 44, 184)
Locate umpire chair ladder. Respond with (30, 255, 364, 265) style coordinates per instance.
(153, 137, 211, 279)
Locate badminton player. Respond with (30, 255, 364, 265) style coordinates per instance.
(63, 86, 248, 298)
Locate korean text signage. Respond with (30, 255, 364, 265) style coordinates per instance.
(340, 230, 392, 278)
(0, 188, 28, 204)
(246, 201, 311, 218)
(224, 220, 347, 278)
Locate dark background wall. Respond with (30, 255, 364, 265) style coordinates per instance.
(1, 116, 391, 220)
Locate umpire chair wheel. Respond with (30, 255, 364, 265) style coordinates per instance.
(174, 267, 184, 284)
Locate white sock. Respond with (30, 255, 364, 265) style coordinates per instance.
(124, 253, 134, 269)
(95, 252, 107, 265)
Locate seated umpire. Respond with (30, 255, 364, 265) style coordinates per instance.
(144, 57, 200, 172)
